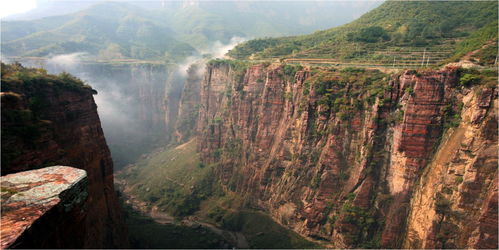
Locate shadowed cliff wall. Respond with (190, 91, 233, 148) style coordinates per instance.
(1, 64, 129, 248)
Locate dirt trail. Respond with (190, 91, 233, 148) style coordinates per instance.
(461, 39, 497, 61)
(444, 39, 497, 69)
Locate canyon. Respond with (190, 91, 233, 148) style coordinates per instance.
(2, 54, 496, 249)
(1, 1, 497, 249)
(3, 58, 186, 168)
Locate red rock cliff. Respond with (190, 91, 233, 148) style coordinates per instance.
(1, 64, 129, 248)
(197, 61, 497, 248)
(1, 166, 88, 249)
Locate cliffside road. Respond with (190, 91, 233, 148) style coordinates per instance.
(248, 57, 437, 73)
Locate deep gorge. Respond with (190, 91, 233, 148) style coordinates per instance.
(1, 0, 497, 248)
(5, 58, 197, 168)
(3, 49, 497, 250)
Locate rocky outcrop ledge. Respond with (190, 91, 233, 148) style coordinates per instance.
(1, 166, 88, 249)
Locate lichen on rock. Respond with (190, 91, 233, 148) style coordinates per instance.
(1, 166, 87, 249)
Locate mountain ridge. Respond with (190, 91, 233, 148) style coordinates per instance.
(227, 0, 498, 67)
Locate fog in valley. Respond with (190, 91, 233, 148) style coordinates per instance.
(1, 0, 380, 168)
(4, 33, 244, 167)
(2, 0, 498, 249)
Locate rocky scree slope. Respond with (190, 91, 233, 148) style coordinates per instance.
(195, 61, 497, 248)
(1, 63, 129, 248)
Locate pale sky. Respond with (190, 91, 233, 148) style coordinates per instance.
(0, 0, 37, 18)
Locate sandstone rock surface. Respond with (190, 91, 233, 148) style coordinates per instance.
(1, 67, 129, 248)
(197, 62, 497, 248)
(1, 166, 87, 249)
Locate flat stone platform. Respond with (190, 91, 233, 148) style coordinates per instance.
(1, 166, 87, 249)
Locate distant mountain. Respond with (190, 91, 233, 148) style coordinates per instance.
(1, 2, 195, 60)
(1, 0, 382, 60)
(228, 0, 498, 65)
(162, 1, 383, 48)
(1, 0, 172, 21)
(2, 0, 100, 21)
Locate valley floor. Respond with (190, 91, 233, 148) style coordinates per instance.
(115, 140, 320, 249)
(117, 182, 248, 248)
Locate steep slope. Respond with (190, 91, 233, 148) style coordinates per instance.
(164, 1, 382, 49)
(175, 63, 204, 143)
(1, 63, 129, 248)
(195, 60, 497, 248)
(404, 86, 497, 248)
(228, 1, 498, 67)
(7, 58, 185, 168)
(85, 62, 183, 167)
(1, 1, 382, 169)
(102, 1, 497, 248)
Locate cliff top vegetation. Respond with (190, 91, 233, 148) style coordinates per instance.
(1, 62, 93, 92)
(228, 1, 498, 67)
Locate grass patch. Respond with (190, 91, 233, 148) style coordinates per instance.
(237, 211, 321, 249)
(202, 203, 321, 249)
(119, 139, 222, 216)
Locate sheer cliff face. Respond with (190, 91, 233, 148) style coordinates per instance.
(1, 80, 128, 248)
(404, 87, 498, 249)
(5, 59, 183, 168)
(197, 63, 497, 248)
(175, 64, 203, 143)
(59, 63, 179, 168)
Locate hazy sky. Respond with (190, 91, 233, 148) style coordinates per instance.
(0, 0, 37, 18)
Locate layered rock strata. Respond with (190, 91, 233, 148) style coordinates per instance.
(197, 62, 497, 248)
(1, 68, 129, 248)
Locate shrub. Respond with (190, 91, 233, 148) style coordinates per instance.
(459, 73, 481, 87)
(310, 175, 321, 189)
(346, 193, 356, 201)
(405, 87, 414, 95)
(283, 91, 293, 101)
(221, 212, 244, 231)
(347, 26, 390, 43)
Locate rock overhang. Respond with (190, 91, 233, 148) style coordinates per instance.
(0, 166, 88, 249)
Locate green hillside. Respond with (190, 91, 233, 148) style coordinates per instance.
(162, 1, 382, 49)
(117, 139, 221, 217)
(1, 2, 195, 60)
(1, 1, 383, 61)
(228, 1, 498, 67)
